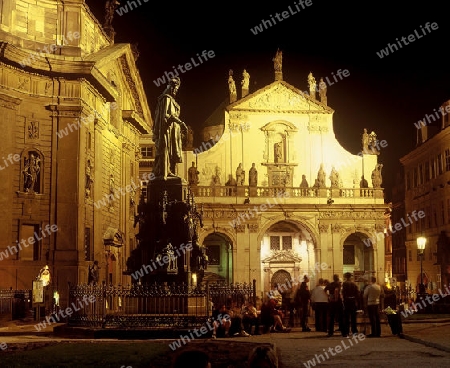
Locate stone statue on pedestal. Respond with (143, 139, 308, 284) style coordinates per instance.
(236, 163, 245, 186)
(319, 77, 327, 105)
(371, 164, 383, 188)
(317, 164, 326, 188)
(152, 77, 187, 180)
(228, 70, 237, 103)
(329, 166, 340, 188)
(362, 128, 369, 152)
(308, 72, 316, 100)
(241, 69, 250, 97)
(188, 162, 199, 185)
(249, 163, 258, 186)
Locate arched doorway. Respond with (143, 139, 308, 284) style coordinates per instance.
(202, 232, 233, 283)
(343, 232, 375, 282)
(261, 220, 315, 295)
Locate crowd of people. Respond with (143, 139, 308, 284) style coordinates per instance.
(208, 272, 384, 339)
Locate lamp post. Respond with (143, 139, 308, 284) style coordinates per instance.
(417, 236, 427, 296)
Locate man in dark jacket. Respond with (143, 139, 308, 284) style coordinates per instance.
(324, 274, 343, 337)
(342, 272, 359, 337)
(295, 275, 311, 332)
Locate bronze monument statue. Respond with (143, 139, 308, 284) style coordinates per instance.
(152, 77, 187, 180)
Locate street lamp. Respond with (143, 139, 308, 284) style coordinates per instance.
(417, 236, 427, 296)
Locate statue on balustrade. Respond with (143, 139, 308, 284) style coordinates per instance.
(300, 175, 309, 188)
(317, 164, 326, 188)
(188, 161, 200, 185)
(371, 164, 383, 188)
(249, 163, 258, 186)
(329, 166, 340, 189)
(236, 163, 245, 186)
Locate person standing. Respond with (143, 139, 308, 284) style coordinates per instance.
(364, 276, 384, 337)
(325, 274, 343, 337)
(310, 278, 328, 332)
(296, 275, 311, 332)
(342, 272, 360, 337)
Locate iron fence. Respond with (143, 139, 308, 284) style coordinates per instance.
(68, 281, 255, 329)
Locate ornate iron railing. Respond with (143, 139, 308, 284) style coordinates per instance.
(68, 282, 255, 329)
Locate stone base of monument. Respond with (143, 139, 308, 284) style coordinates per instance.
(148, 176, 189, 205)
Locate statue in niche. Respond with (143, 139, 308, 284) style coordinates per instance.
(329, 166, 340, 188)
(273, 49, 282, 72)
(249, 163, 258, 186)
(228, 70, 237, 103)
(188, 162, 200, 185)
(317, 164, 326, 188)
(166, 243, 177, 272)
(85, 160, 94, 197)
(236, 163, 245, 186)
(319, 77, 327, 104)
(23, 153, 41, 193)
(300, 174, 309, 188)
(362, 128, 369, 152)
(371, 164, 383, 188)
(153, 77, 188, 179)
(274, 142, 283, 163)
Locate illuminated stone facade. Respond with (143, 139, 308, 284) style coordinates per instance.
(401, 106, 450, 292)
(179, 69, 387, 297)
(0, 0, 152, 306)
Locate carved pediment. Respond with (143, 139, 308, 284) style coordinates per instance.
(262, 250, 302, 263)
(229, 81, 333, 113)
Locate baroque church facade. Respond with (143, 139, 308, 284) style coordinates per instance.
(0, 0, 152, 306)
(178, 61, 387, 297)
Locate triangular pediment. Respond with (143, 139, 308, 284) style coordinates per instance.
(228, 80, 333, 113)
(262, 250, 302, 263)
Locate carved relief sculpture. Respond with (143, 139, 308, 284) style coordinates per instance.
(28, 121, 39, 139)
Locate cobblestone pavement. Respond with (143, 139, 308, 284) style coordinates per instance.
(1, 320, 450, 367)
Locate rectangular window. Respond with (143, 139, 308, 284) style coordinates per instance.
(446, 149, 450, 171)
(442, 201, 445, 226)
(413, 167, 418, 187)
(431, 159, 436, 179)
(438, 154, 444, 175)
(20, 224, 40, 261)
(282, 236, 292, 250)
(270, 236, 280, 250)
(406, 171, 411, 190)
(141, 146, 153, 158)
(418, 164, 423, 185)
(424, 161, 430, 182)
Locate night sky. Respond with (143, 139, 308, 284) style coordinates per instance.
(87, 0, 450, 200)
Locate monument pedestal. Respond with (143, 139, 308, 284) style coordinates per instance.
(148, 177, 188, 206)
